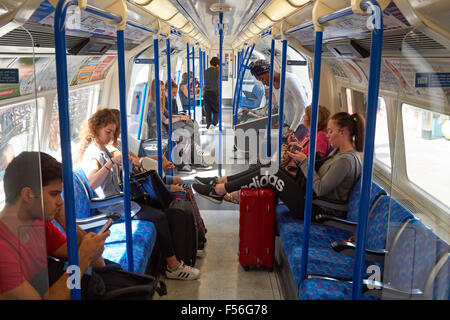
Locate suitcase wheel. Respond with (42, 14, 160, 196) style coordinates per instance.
(243, 266, 250, 272)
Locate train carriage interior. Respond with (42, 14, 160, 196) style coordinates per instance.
(0, 0, 448, 301)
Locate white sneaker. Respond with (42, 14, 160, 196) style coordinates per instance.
(208, 125, 215, 134)
(165, 261, 200, 280)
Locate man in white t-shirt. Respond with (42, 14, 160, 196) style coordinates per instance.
(249, 59, 309, 140)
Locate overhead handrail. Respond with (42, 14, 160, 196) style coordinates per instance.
(53, 0, 133, 299)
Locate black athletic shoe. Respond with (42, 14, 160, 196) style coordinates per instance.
(192, 183, 224, 204)
(194, 176, 218, 186)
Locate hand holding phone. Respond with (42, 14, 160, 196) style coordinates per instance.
(98, 218, 113, 234)
(291, 144, 303, 153)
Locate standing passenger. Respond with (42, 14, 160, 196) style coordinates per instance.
(203, 57, 220, 131)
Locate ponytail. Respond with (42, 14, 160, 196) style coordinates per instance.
(331, 112, 365, 152)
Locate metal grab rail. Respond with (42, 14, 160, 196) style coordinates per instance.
(299, 30, 323, 284)
(187, 43, 191, 118)
(277, 40, 288, 165)
(351, 0, 383, 300)
(166, 38, 173, 176)
(287, 0, 384, 300)
(192, 45, 196, 121)
(153, 38, 163, 177)
(233, 44, 255, 126)
(266, 38, 275, 158)
(232, 46, 249, 124)
(53, 0, 134, 299)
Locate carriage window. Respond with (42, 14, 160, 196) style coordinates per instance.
(374, 97, 391, 169)
(0, 99, 41, 206)
(402, 103, 450, 208)
(47, 85, 99, 164)
(346, 88, 353, 114)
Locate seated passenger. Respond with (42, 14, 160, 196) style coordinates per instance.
(283, 104, 331, 172)
(109, 108, 185, 193)
(79, 109, 200, 280)
(193, 112, 364, 220)
(0, 151, 109, 299)
(147, 79, 211, 172)
(164, 79, 179, 116)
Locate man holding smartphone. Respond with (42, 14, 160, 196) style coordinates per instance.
(0, 152, 109, 300)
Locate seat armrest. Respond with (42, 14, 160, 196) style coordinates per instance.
(362, 279, 423, 299)
(314, 213, 357, 233)
(90, 193, 124, 209)
(331, 241, 387, 264)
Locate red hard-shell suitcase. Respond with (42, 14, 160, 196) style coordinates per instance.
(239, 188, 276, 271)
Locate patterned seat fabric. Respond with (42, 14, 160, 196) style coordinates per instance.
(72, 171, 157, 274)
(276, 204, 383, 291)
(298, 278, 378, 300)
(366, 196, 414, 251)
(346, 180, 386, 223)
(383, 219, 449, 299)
(102, 220, 157, 274)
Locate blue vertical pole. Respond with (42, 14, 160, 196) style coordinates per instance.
(218, 12, 224, 176)
(199, 48, 203, 119)
(54, 0, 80, 300)
(137, 82, 148, 140)
(219, 12, 223, 133)
(232, 47, 249, 124)
(277, 40, 288, 165)
(117, 29, 134, 272)
(234, 44, 255, 126)
(192, 45, 196, 121)
(187, 43, 191, 118)
(166, 38, 173, 176)
(299, 31, 323, 283)
(154, 38, 163, 177)
(266, 38, 275, 157)
(352, 0, 383, 300)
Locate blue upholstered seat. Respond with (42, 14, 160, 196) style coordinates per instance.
(298, 219, 449, 300)
(72, 169, 157, 274)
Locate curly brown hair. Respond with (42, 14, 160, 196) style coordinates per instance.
(78, 108, 120, 161)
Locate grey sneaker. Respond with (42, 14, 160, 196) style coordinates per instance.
(165, 261, 200, 280)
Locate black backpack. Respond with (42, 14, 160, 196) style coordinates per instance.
(47, 257, 155, 300)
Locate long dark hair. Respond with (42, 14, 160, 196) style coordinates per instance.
(331, 112, 365, 152)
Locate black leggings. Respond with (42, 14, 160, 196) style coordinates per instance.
(224, 164, 326, 220)
(133, 204, 175, 260)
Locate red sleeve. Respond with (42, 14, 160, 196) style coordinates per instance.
(45, 222, 67, 255)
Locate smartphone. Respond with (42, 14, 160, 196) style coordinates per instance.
(291, 144, 303, 153)
(98, 218, 113, 234)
